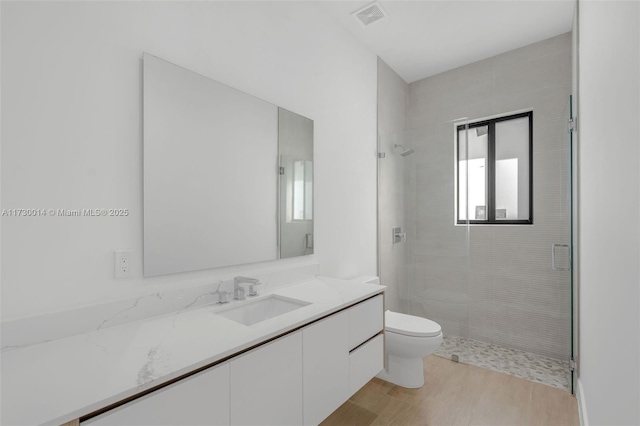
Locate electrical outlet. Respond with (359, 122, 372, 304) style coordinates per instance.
(115, 250, 134, 279)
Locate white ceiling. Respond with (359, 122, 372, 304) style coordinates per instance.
(318, 0, 575, 83)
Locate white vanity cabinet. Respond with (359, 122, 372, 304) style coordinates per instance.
(83, 362, 230, 426)
(229, 331, 303, 426)
(77, 293, 384, 426)
(302, 311, 349, 426)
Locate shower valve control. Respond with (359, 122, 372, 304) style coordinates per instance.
(392, 227, 406, 244)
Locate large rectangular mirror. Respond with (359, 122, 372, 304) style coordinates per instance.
(143, 53, 313, 277)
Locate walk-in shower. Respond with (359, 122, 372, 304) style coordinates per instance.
(377, 33, 575, 393)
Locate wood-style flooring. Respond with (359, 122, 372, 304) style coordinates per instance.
(321, 355, 579, 426)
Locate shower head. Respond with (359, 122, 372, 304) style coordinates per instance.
(394, 144, 415, 157)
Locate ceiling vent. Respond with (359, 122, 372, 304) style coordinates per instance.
(352, 2, 388, 28)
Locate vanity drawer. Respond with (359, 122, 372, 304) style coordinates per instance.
(83, 363, 230, 425)
(348, 294, 383, 350)
(348, 334, 384, 396)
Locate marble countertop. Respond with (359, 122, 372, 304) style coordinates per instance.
(0, 277, 384, 426)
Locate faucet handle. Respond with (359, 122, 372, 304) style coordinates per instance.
(248, 282, 263, 297)
(216, 290, 231, 304)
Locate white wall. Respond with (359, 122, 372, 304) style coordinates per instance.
(578, 1, 640, 424)
(0, 1, 378, 320)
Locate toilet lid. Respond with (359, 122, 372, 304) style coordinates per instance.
(385, 310, 442, 337)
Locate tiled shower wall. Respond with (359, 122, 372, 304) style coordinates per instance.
(377, 58, 409, 313)
(402, 33, 573, 360)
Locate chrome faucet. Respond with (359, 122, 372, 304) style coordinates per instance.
(233, 276, 261, 299)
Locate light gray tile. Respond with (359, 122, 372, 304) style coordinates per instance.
(494, 33, 572, 67)
(377, 58, 408, 136)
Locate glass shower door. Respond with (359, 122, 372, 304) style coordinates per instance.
(567, 95, 576, 394)
(551, 95, 575, 393)
(377, 122, 472, 364)
(461, 104, 574, 393)
(376, 130, 412, 316)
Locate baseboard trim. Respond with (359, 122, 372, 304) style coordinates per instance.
(577, 378, 589, 426)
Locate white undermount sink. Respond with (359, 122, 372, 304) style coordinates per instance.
(214, 294, 310, 326)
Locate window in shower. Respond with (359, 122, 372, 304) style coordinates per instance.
(457, 111, 533, 224)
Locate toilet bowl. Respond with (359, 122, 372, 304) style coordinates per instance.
(376, 310, 443, 388)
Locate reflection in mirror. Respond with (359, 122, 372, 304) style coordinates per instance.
(278, 108, 314, 258)
(292, 160, 313, 221)
(143, 54, 313, 277)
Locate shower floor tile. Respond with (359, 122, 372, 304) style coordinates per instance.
(435, 334, 571, 391)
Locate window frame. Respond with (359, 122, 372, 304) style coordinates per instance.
(456, 111, 533, 225)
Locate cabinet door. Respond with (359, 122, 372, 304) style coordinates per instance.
(349, 334, 384, 396)
(303, 311, 348, 426)
(83, 363, 230, 425)
(230, 331, 302, 426)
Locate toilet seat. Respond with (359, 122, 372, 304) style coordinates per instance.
(385, 310, 442, 338)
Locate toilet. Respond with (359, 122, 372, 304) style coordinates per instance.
(376, 310, 443, 388)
